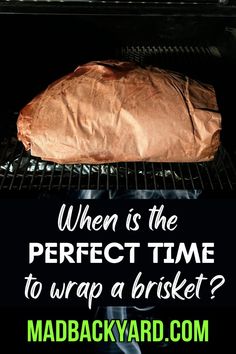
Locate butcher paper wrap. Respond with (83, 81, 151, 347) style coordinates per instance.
(17, 60, 221, 164)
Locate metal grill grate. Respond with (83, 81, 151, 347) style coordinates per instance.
(121, 45, 222, 81)
(0, 139, 236, 191)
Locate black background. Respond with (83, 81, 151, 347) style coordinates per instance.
(0, 198, 235, 352)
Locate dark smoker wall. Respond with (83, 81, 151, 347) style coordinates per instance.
(0, 14, 232, 109)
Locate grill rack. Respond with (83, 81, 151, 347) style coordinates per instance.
(0, 139, 235, 191)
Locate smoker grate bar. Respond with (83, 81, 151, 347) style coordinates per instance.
(121, 45, 221, 62)
(0, 140, 236, 191)
(121, 45, 222, 84)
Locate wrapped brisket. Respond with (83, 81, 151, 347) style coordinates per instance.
(17, 60, 221, 164)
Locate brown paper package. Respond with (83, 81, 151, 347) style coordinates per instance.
(17, 60, 221, 164)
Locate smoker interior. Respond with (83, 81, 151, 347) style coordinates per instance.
(0, 13, 236, 195)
